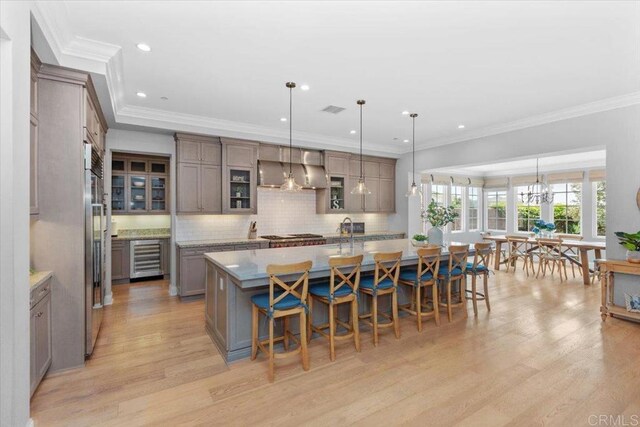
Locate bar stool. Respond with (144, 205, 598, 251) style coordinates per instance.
(466, 242, 492, 315)
(250, 260, 312, 382)
(438, 244, 469, 322)
(308, 254, 363, 361)
(359, 251, 402, 346)
(398, 247, 441, 331)
(506, 235, 534, 276)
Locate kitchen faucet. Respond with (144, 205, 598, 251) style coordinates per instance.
(341, 217, 354, 248)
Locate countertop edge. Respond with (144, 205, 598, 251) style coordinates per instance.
(30, 271, 53, 289)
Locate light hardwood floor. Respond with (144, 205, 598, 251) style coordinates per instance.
(31, 270, 640, 426)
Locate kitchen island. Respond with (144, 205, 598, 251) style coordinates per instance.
(204, 239, 470, 362)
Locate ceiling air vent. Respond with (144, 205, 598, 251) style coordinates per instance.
(321, 105, 346, 114)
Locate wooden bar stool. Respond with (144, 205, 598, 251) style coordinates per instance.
(438, 244, 469, 322)
(308, 254, 363, 361)
(398, 247, 441, 331)
(536, 238, 568, 282)
(250, 260, 312, 382)
(466, 242, 492, 316)
(359, 251, 402, 346)
(506, 235, 535, 276)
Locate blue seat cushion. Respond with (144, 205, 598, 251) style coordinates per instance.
(398, 269, 434, 282)
(250, 292, 304, 310)
(466, 262, 488, 273)
(309, 282, 354, 298)
(359, 276, 395, 291)
(438, 266, 463, 276)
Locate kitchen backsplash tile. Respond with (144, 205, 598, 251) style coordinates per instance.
(176, 188, 389, 241)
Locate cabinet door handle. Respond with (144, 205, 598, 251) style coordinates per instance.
(36, 312, 43, 317)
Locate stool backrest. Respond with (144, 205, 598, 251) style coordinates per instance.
(373, 251, 403, 288)
(266, 260, 313, 310)
(537, 238, 563, 257)
(555, 234, 581, 255)
(328, 254, 363, 297)
(507, 235, 529, 256)
(447, 244, 470, 275)
(472, 242, 492, 271)
(416, 247, 441, 282)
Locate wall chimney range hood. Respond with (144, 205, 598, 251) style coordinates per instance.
(258, 160, 327, 189)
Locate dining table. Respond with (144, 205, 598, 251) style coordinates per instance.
(482, 235, 606, 285)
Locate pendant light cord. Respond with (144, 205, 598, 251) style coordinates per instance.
(289, 85, 293, 175)
(359, 102, 363, 179)
(412, 115, 415, 184)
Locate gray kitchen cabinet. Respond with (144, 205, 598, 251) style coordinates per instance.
(176, 133, 221, 165)
(215, 266, 228, 349)
(111, 240, 130, 282)
(364, 161, 380, 178)
(325, 151, 349, 175)
(347, 175, 364, 212)
(379, 178, 395, 212)
(201, 165, 222, 213)
(222, 139, 258, 215)
(112, 154, 170, 214)
(364, 176, 380, 212)
(379, 162, 395, 179)
(30, 277, 52, 397)
(177, 139, 201, 163)
(221, 138, 258, 167)
(176, 162, 221, 214)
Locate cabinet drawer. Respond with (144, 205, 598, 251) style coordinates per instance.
(30, 278, 51, 309)
(211, 245, 235, 252)
(234, 243, 261, 251)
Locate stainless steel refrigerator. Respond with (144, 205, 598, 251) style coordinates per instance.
(85, 143, 105, 356)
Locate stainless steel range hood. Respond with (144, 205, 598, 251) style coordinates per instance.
(258, 160, 327, 189)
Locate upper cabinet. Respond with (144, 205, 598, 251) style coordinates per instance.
(175, 133, 222, 214)
(221, 139, 258, 214)
(111, 154, 170, 215)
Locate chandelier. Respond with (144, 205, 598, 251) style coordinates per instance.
(520, 158, 553, 204)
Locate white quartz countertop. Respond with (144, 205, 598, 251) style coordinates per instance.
(324, 231, 406, 238)
(29, 271, 53, 289)
(205, 238, 470, 286)
(176, 238, 269, 248)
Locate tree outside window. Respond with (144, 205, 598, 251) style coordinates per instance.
(595, 181, 606, 236)
(486, 190, 507, 231)
(431, 184, 447, 206)
(450, 186, 463, 231)
(515, 185, 541, 232)
(468, 187, 479, 230)
(552, 182, 581, 234)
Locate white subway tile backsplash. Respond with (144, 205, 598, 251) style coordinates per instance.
(176, 188, 389, 241)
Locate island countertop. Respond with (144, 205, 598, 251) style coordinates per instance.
(205, 238, 471, 288)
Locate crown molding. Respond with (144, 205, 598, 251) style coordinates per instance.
(414, 91, 640, 152)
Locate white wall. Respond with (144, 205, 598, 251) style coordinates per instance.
(105, 129, 177, 297)
(0, 2, 31, 426)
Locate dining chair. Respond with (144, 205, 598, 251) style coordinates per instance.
(438, 244, 470, 322)
(506, 235, 534, 276)
(536, 238, 568, 282)
(359, 251, 402, 346)
(308, 254, 363, 361)
(398, 247, 441, 331)
(556, 233, 583, 278)
(251, 260, 312, 382)
(466, 242, 492, 315)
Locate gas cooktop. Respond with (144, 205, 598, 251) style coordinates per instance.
(260, 234, 323, 240)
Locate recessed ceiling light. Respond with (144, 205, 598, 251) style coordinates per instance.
(136, 43, 151, 52)
(160, 96, 168, 101)
(280, 117, 287, 122)
(403, 139, 409, 143)
(393, 137, 399, 141)
(136, 92, 147, 98)
(300, 84, 310, 91)
(458, 124, 465, 129)
(350, 130, 356, 134)
(402, 111, 409, 115)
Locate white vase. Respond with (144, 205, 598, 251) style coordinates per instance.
(427, 227, 443, 247)
(627, 250, 640, 264)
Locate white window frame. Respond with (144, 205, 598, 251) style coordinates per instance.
(551, 182, 582, 235)
(513, 185, 542, 233)
(484, 188, 507, 232)
(468, 186, 481, 232)
(592, 180, 606, 239)
(450, 185, 465, 233)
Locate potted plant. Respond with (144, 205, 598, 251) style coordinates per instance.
(420, 199, 459, 246)
(614, 230, 640, 263)
(411, 234, 429, 247)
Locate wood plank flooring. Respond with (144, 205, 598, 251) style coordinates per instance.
(31, 269, 640, 426)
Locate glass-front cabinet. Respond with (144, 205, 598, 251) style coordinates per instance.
(329, 176, 346, 211)
(228, 168, 252, 211)
(111, 154, 170, 214)
(129, 175, 147, 212)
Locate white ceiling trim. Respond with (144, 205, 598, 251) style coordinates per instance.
(417, 91, 640, 151)
(32, 1, 640, 157)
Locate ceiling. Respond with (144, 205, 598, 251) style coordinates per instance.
(430, 149, 606, 177)
(33, 1, 640, 155)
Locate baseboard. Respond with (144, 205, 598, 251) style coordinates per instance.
(103, 292, 113, 305)
(26, 418, 34, 427)
(169, 284, 178, 296)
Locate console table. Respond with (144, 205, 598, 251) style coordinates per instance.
(599, 259, 640, 322)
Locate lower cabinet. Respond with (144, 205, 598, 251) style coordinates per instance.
(178, 242, 267, 297)
(111, 240, 130, 281)
(30, 278, 52, 397)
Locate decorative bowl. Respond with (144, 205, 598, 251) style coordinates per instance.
(411, 239, 429, 247)
(133, 182, 145, 187)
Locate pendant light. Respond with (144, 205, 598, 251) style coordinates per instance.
(350, 99, 371, 195)
(280, 82, 302, 192)
(406, 113, 422, 197)
(520, 158, 553, 204)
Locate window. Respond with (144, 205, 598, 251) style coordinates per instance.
(468, 187, 480, 230)
(514, 185, 541, 232)
(552, 182, 582, 234)
(430, 184, 447, 206)
(486, 190, 507, 231)
(594, 181, 606, 237)
(450, 186, 463, 231)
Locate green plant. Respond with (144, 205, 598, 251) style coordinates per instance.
(412, 234, 428, 242)
(614, 230, 640, 251)
(420, 199, 459, 228)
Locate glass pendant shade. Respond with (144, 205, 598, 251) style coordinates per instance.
(405, 181, 422, 198)
(281, 81, 302, 192)
(281, 172, 302, 192)
(351, 177, 371, 195)
(406, 113, 421, 197)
